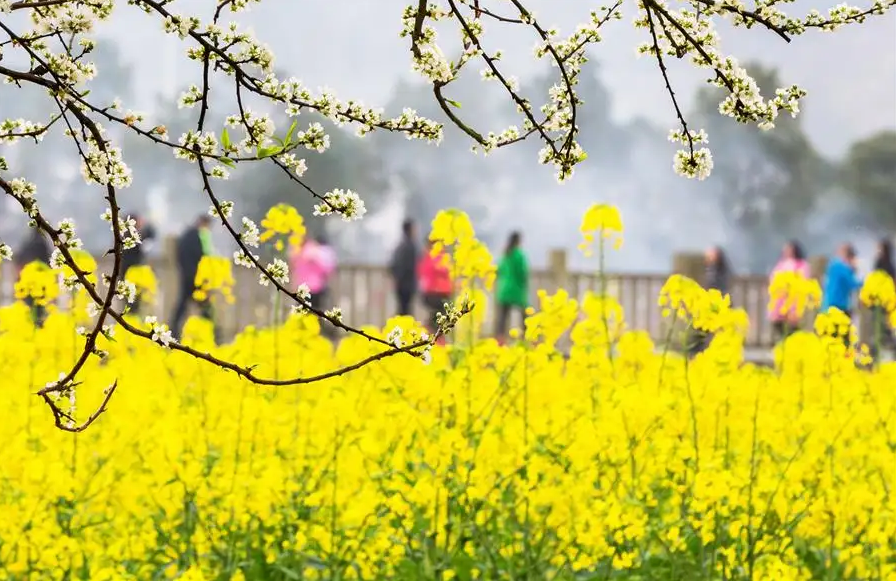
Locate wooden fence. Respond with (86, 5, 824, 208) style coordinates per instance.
(0, 246, 821, 349)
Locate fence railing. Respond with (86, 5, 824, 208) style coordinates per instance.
(0, 251, 796, 348)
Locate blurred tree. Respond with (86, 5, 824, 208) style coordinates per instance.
(840, 130, 896, 230)
(519, 60, 629, 168)
(692, 63, 832, 272)
(239, 112, 389, 241)
(376, 75, 506, 229)
(379, 61, 624, 237)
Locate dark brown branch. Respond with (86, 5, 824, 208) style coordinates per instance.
(10, 0, 70, 9)
(644, 3, 696, 157)
(689, 0, 792, 42)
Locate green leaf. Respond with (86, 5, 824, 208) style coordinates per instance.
(257, 145, 282, 158)
(275, 566, 300, 580)
(219, 157, 236, 168)
(221, 128, 231, 150)
(285, 120, 299, 145)
(446, 99, 462, 109)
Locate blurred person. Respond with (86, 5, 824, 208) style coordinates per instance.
(768, 239, 811, 342)
(417, 240, 453, 339)
(15, 227, 53, 274)
(494, 231, 529, 344)
(690, 245, 731, 356)
(870, 238, 895, 357)
(171, 215, 216, 340)
(289, 231, 338, 338)
(15, 228, 53, 326)
(821, 243, 862, 348)
(873, 238, 895, 279)
(704, 245, 731, 294)
(389, 219, 419, 317)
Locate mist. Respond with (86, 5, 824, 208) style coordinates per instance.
(1, 1, 894, 275)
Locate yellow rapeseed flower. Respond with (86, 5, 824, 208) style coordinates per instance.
(524, 288, 579, 347)
(193, 256, 235, 304)
(428, 209, 496, 290)
(259, 203, 306, 251)
(859, 270, 896, 312)
(768, 269, 822, 320)
(578, 203, 624, 256)
(125, 265, 158, 305)
(14, 261, 59, 306)
(0, 202, 892, 581)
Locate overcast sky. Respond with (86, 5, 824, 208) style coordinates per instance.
(102, 0, 896, 158)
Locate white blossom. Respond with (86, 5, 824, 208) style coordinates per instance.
(289, 283, 313, 315)
(239, 217, 261, 247)
(80, 142, 132, 188)
(145, 316, 175, 347)
(386, 326, 405, 348)
(313, 189, 367, 221)
(210, 201, 235, 219)
(115, 280, 137, 304)
(259, 258, 289, 287)
(324, 307, 343, 323)
(233, 249, 258, 269)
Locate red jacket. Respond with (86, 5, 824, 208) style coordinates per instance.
(417, 250, 453, 295)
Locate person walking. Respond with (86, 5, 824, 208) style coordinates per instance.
(870, 238, 895, 358)
(768, 240, 811, 342)
(417, 241, 453, 338)
(689, 245, 731, 355)
(171, 215, 216, 340)
(389, 219, 419, 317)
(704, 245, 731, 294)
(16, 228, 53, 273)
(15, 228, 53, 326)
(289, 232, 338, 338)
(494, 231, 529, 344)
(821, 243, 862, 348)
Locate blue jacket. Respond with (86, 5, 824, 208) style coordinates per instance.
(821, 258, 862, 312)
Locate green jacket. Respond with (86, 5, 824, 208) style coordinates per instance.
(496, 247, 529, 307)
(198, 227, 215, 256)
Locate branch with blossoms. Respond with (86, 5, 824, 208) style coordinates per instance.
(0, 0, 451, 429)
(1, 175, 466, 431)
(0, 0, 892, 431)
(401, 0, 892, 181)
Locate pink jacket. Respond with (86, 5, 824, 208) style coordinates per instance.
(768, 258, 810, 321)
(417, 250, 453, 295)
(289, 241, 336, 294)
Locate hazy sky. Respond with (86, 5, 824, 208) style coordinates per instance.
(104, 0, 896, 158)
(3, 0, 893, 272)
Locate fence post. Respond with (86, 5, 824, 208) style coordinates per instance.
(808, 255, 828, 282)
(159, 236, 178, 321)
(548, 248, 568, 293)
(665, 252, 706, 352)
(671, 252, 705, 283)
